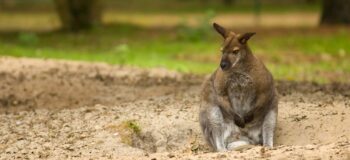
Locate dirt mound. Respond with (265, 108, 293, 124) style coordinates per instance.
(0, 57, 201, 112)
(0, 57, 349, 159)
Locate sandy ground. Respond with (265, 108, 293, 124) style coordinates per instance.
(0, 57, 349, 160)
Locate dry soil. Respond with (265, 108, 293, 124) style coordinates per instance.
(0, 57, 349, 160)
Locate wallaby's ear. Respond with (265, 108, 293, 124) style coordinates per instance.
(238, 32, 256, 44)
(213, 23, 228, 38)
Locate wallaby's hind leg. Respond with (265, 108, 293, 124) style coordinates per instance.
(227, 132, 256, 150)
(262, 106, 277, 147)
(200, 105, 233, 152)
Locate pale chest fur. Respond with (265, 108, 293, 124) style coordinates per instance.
(227, 72, 256, 117)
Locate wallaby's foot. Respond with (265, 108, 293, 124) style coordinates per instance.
(262, 140, 274, 148)
(216, 147, 228, 152)
(227, 140, 252, 151)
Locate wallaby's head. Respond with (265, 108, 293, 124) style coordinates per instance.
(213, 23, 255, 71)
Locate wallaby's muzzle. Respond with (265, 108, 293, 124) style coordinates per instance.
(220, 60, 230, 71)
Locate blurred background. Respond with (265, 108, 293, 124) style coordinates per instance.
(0, 0, 349, 82)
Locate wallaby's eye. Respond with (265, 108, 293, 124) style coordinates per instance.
(232, 49, 239, 54)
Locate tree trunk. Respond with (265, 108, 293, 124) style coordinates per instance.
(54, 0, 102, 31)
(321, 0, 350, 25)
(0, 0, 16, 9)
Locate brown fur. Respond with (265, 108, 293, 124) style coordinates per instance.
(199, 23, 278, 151)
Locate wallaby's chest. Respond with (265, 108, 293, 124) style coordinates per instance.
(227, 72, 256, 115)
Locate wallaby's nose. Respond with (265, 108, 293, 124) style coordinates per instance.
(220, 61, 229, 70)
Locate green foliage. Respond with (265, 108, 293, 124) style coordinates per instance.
(258, 30, 350, 55)
(0, 1, 346, 83)
(109, 120, 142, 145)
(106, 0, 321, 13)
(125, 120, 141, 135)
(176, 10, 216, 41)
(17, 32, 39, 45)
(0, 26, 349, 82)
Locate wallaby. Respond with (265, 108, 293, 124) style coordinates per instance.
(199, 23, 278, 152)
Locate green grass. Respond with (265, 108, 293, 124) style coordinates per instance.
(259, 30, 350, 56)
(106, 1, 321, 13)
(11, 0, 321, 14)
(0, 23, 349, 82)
(0, 35, 218, 73)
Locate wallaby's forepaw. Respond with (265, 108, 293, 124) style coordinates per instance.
(233, 114, 245, 128)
